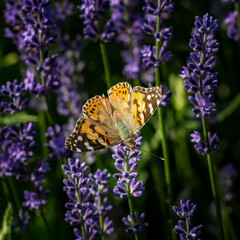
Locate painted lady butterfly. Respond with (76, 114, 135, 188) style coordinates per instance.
(65, 82, 162, 152)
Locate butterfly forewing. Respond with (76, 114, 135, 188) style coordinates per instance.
(131, 86, 162, 133)
(65, 118, 122, 152)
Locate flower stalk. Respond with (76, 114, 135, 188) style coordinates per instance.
(100, 42, 111, 89)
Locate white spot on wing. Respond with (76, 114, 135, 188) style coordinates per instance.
(84, 142, 94, 150)
(157, 99, 160, 105)
(76, 148, 82, 152)
(78, 136, 83, 141)
(149, 103, 153, 114)
(147, 95, 151, 100)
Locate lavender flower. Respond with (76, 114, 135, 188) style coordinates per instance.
(56, 34, 86, 118)
(78, 0, 116, 42)
(112, 135, 147, 234)
(45, 124, 70, 160)
(89, 169, 115, 236)
(4, 0, 25, 51)
(21, 158, 50, 212)
(0, 80, 29, 114)
(190, 130, 220, 155)
(141, 0, 174, 68)
(0, 123, 38, 180)
(223, 10, 240, 42)
(4, 0, 60, 96)
(218, 164, 237, 202)
(23, 186, 49, 211)
(62, 158, 100, 239)
(122, 213, 148, 234)
(12, 209, 31, 232)
(173, 200, 203, 239)
(54, 0, 75, 21)
(180, 13, 220, 154)
(111, 0, 153, 82)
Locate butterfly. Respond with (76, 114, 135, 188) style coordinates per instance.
(65, 82, 162, 152)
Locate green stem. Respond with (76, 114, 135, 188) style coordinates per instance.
(99, 41, 111, 89)
(8, 179, 21, 210)
(98, 195, 105, 240)
(127, 196, 139, 240)
(75, 178, 86, 239)
(125, 150, 139, 240)
(154, 1, 174, 238)
(199, 33, 225, 240)
(235, 3, 240, 32)
(40, 209, 54, 240)
(37, 14, 45, 87)
(206, 152, 225, 240)
(186, 217, 190, 233)
(202, 116, 225, 239)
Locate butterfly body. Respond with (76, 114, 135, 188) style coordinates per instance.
(65, 82, 162, 152)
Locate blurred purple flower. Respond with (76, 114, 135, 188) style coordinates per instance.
(218, 164, 237, 202)
(54, 0, 75, 21)
(111, 0, 152, 82)
(31, 158, 50, 186)
(0, 80, 29, 114)
(45, 124, 70, 160)
(223, 10, 240, 42)
(0, 123, 38, 180)
(23, 186, 49, 211)
(12, 209, 31, 232)
(122, 213, 148, 234)
(78, 0, 116, 42)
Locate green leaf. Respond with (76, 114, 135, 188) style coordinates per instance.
(0, 112, 38, 125)
(0, 203, 13, 240)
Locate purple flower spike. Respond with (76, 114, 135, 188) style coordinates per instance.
(112, 135, 147, 234)
(63, 158, 114, 238)
(122, 212, 148, 234)
(173, 200, 203, 239)
(172, 200, 197, 218)
(63, 158, 101, 238)
(180, 13, 220, 155)
(4, 0, 60, 96)
(78, 0, 115, 42)
(141, 0, 174, 70)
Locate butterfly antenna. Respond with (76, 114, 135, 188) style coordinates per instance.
(140, 148, 164, 161)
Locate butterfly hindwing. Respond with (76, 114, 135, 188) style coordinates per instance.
(131, 86, 162, 133)
(65, 118, 122, 152)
